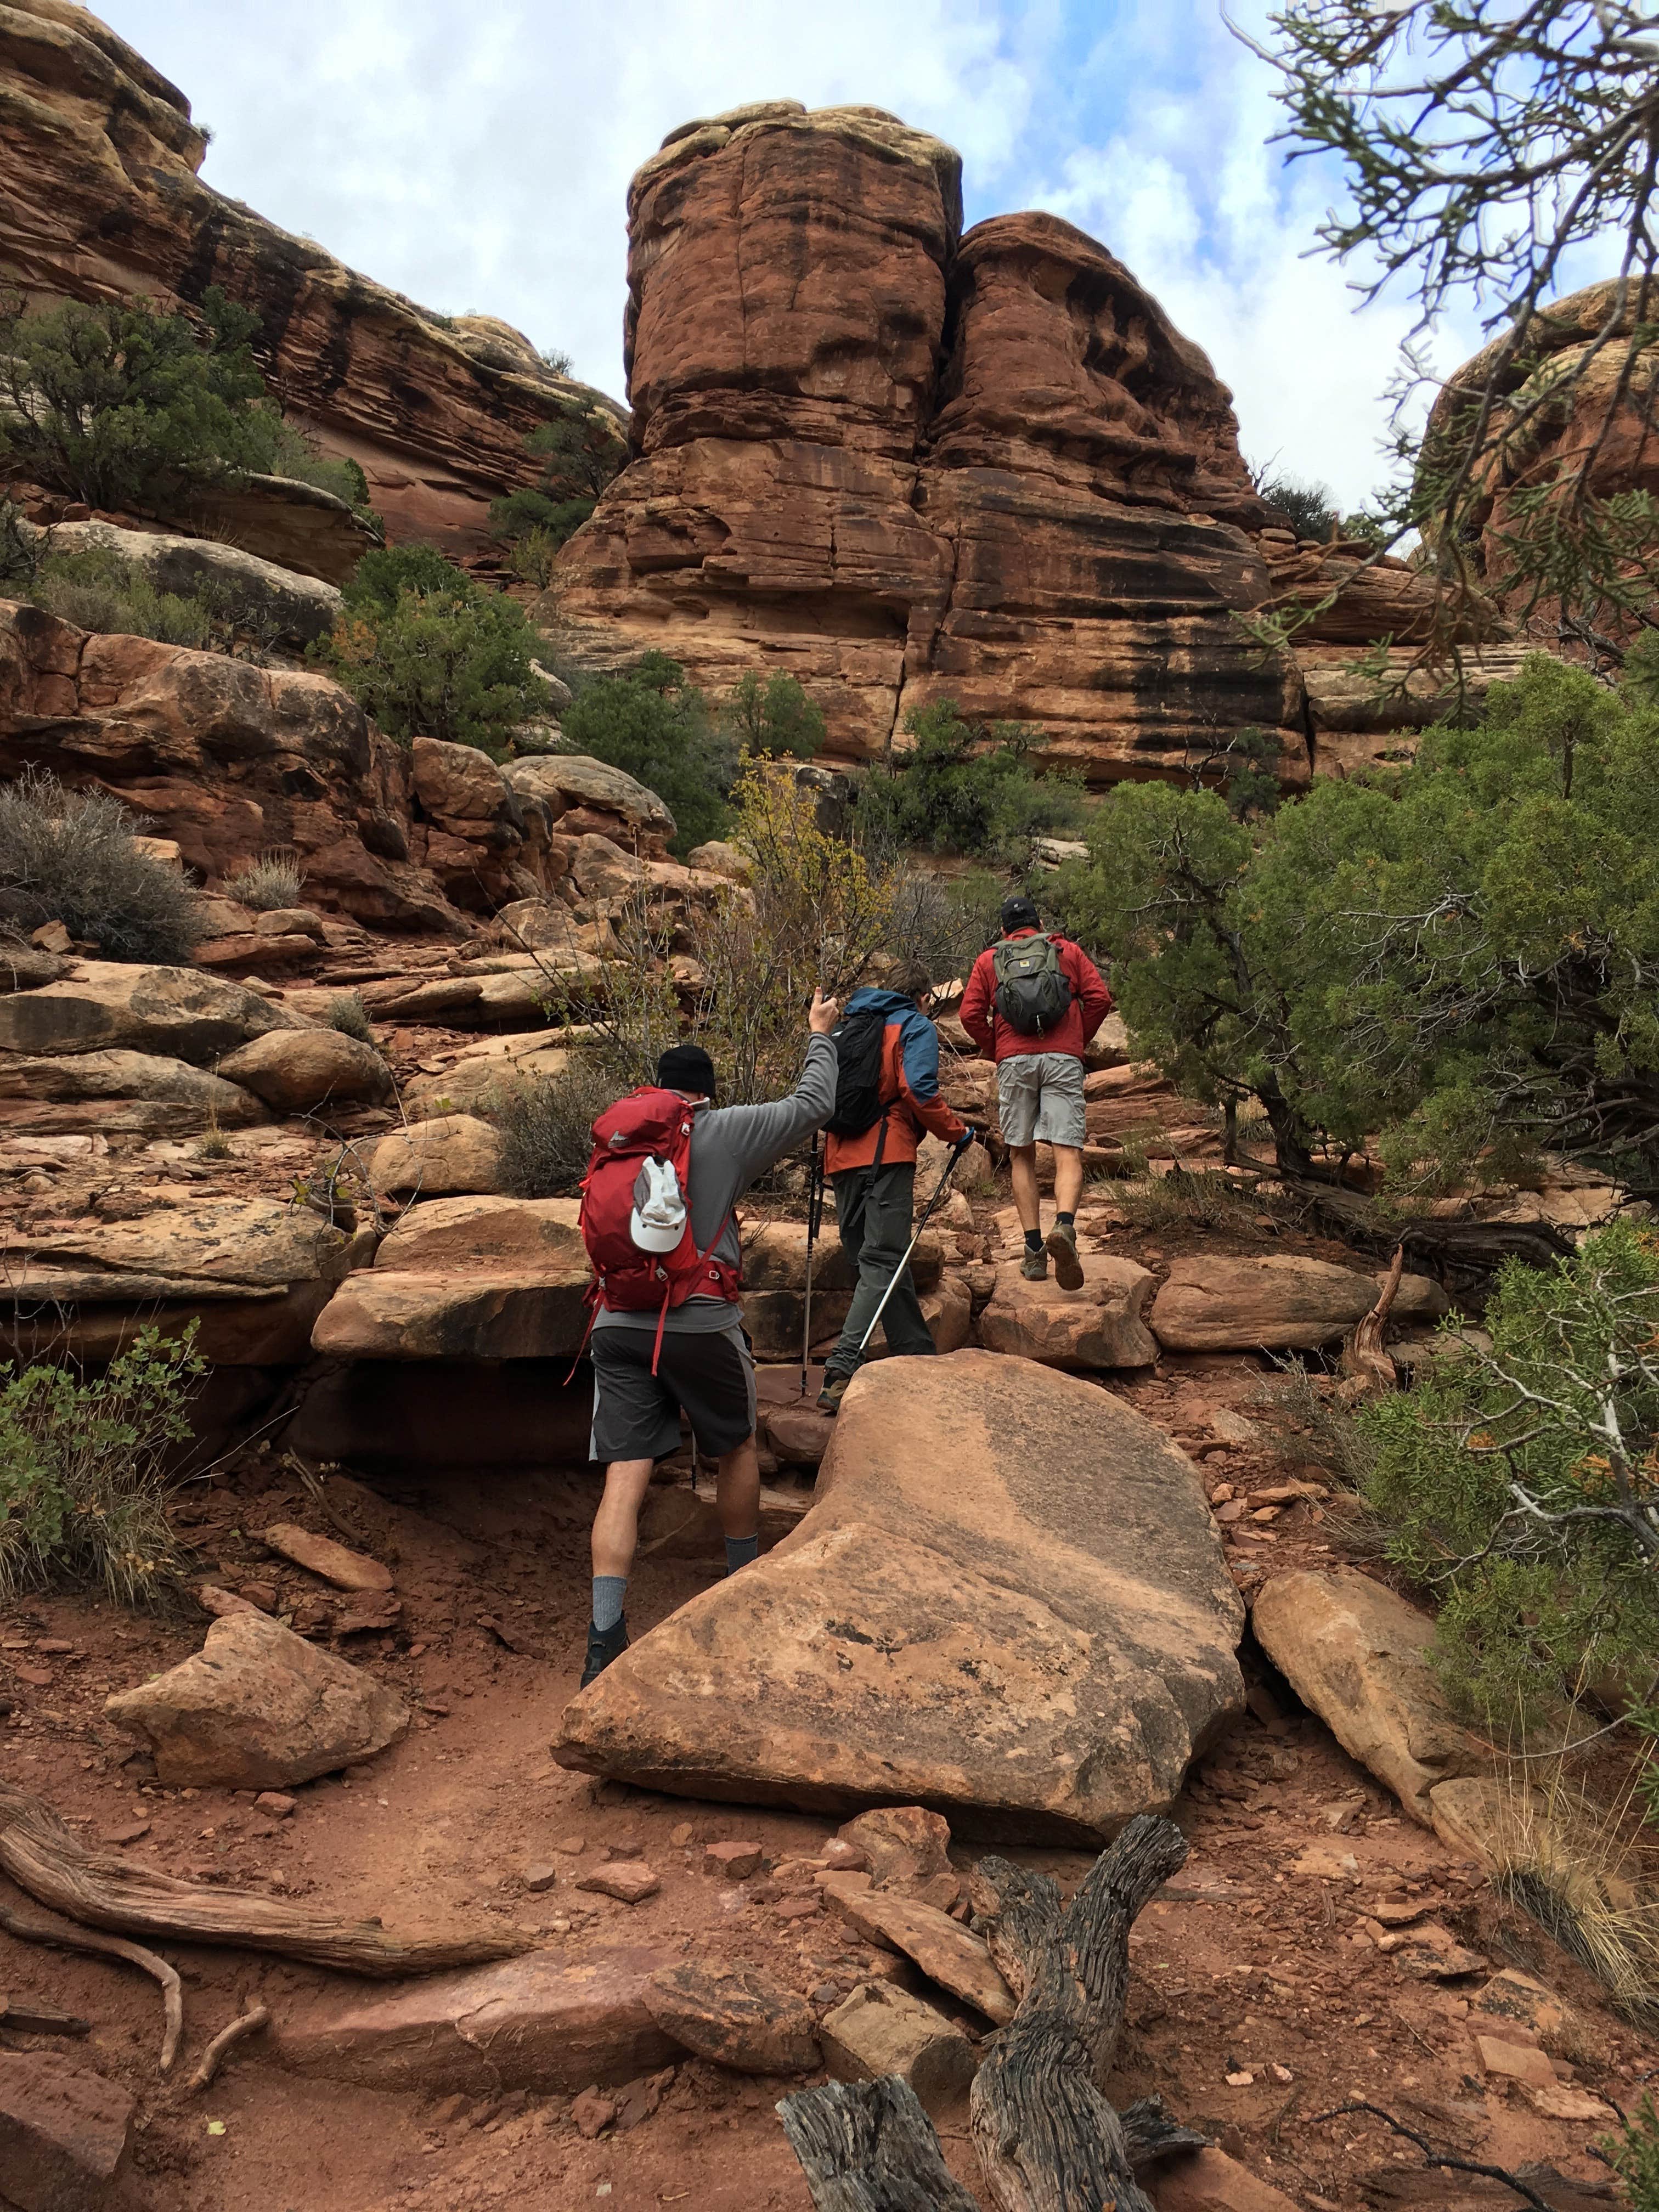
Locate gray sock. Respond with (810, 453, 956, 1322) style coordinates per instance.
(724, 1534, 759, 1575)
(591, 1575, 628, 1633)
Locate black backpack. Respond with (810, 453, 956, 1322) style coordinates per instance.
(991, 933, 1073, 1035)
(826, 1006, 890, 1137)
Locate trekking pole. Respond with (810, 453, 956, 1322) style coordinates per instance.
(800, 1133, 825, 1396)
(853, 1139, 970, 1361)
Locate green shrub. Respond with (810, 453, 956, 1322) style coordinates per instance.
(723, 670, 826, 761)
(882, 868, 1002, 986)
(0, 768, 200, 963)
(1606, 2095, 1659, 2209)
(489, 401, 625, 563)
(561, 652, 737, 857)
(22, 546, 213, 647)
(0, 289, 282, 516)
(855, 699, 1085, 865)
(1359, 1223, 1659, 1734)
(224, 849, 306, 910)
(313, 546, 550, 757)
(1255, 470, 1340, 540)
(264, 418, 374, 513)
(0, 1325, 204, 1606)
(492, 1058, 619, 1197)
(325, 990, 375, 1043)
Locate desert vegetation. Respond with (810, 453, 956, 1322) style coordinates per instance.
(488, 397, 627, 583)
(0, 768, 200, 963)
(854, 697, 1085, 866)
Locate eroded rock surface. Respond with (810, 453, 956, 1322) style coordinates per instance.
(1150, 1255, 1448, 1352)
(556, 1349, 1244, 1841)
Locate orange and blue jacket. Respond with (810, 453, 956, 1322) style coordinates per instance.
(822, 988, 969, 1173)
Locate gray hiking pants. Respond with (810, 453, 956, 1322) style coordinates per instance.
(825, 1160, 936, 1379)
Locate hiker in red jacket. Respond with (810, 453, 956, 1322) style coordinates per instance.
(960, 895, 1111, 1288)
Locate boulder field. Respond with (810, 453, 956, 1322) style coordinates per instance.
(555, 1350, 1247, 1842)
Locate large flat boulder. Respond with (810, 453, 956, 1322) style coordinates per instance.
(977, 1256, 1158, 1369)
(506, 754, 676, 840)
(0, 961, 303, 1063)
(368, 1114, 504, 1197)
(0, 2047, 134, 2212)
(216, 1027, 393, 1112)
(270, 1948, 677, 2092)
(104, 1609, 409, 1787)
(374, 1194, 584, 1270)
(0, 1048, 269, 1135)
(1252, 1567, 1486, 1824)
(1150, 1255, 1448, 1352)
(0, 1196, 352, 1305)
(39, 517, 342, 646)
(556, 1350, 1245, 1841)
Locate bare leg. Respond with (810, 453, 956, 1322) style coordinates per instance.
(591, 1458, 654, 1581)
(1009, 1144, 1041, 1236)
(1053, 1144, 1085, 1216)
(715, 1432, 761, 1543)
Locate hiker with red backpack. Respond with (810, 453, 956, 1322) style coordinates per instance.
(960, 895, 1112, 1288)
(576, 993, 840, 1686)
(815, 958, 973, 1415)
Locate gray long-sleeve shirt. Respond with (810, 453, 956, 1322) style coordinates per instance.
(593, 1033, 838, 1335)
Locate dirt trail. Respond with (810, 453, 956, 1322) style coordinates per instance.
(2, 1199, 1652, 2210)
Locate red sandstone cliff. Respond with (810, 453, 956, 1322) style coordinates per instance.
(0, 0, 623, 557)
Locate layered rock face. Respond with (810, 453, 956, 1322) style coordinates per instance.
(0, 0, 622, 556)
(556, 103, 1300, 786)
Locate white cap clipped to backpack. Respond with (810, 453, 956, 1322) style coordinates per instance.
(630, 1155, 688, 1254)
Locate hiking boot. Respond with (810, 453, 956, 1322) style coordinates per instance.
(817, 1373, 851, 1415)
(1046, 1221, 1084, 1290)
(1019, 1246, 1048, 1282)
(580, 1616, 629, 1689)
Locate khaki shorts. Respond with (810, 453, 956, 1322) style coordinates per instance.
(997, 1052, 1086, 1149)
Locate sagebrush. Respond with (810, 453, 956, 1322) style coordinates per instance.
(225, 850, 306, 910)
(493, 1059, 618, 1198)
(0, 768, 200, 963)
(0, 1326, 204, 1606)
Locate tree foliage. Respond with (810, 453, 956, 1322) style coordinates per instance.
(489, 400, 626, 581)
(722, 669, 827, 761)
(313, 545, 551, 758)
(1359, 1223, 1659, 1731)
(1240, 1, 1659, 668)
(1049, 655, 1659, 1195)
(855, 698, 1085, 866)
(560, 652, 737, 857)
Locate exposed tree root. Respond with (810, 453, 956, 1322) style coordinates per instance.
(187, 2001, 270, 2093)
(0, 1881, 183, 2073)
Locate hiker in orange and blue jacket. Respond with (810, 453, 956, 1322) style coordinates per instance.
(817, 959, 970, 1415)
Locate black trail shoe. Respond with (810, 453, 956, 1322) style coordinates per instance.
(817, 1373, 851, 1414)
(580, 1616, 629, 1688)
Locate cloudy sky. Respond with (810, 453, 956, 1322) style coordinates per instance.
(96, 0, 1512, 510)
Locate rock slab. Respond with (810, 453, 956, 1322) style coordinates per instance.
(1151, 1255, 1448, 1352)
(556, 1350, 1245, 1841)
(644, 1963, 820, 2074)
(271, 1948, 676, 2092)
(0, 2047, 134, 2212)
(1252, 1567, 1485, 1824)
(817, 1982, 977, 2114)
(104, 1609, 409, 1787)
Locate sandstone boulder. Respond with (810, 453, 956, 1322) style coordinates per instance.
(1150, 1255, 1448, 1352)
(0, 961, 301, 1063)
(817, 1983, 976, 2115)
(685, 840, 752, 882)
(104, 1609, 409, 1786)
(828, 1886, 1014, 2022)
(216, 1027, 393, 1113)
(411, 736, 517, 823)
(977, 1256, 1158, 1369)
(0, 1048, 269, 1135)
(838, 1806, 952, 1892)
(0, 1195, 351, 1305)
(505, 754, 675, 842)
(0, 2047, 134, 2212)
(403, 1047, 569, 1120)
(311, 1264, 591, 1361)
(271, 1948, 676, 2092)
(368, 1114, 504, 1197)
(38, 517, 342, 646)
(1150, 2147, 1304, 2212)
(556, 1350, 1244, 1840)
(1252, 1567, 1486, 1825)
(644, 1963, 819, 2074)
(374, 1194, 584, 1271)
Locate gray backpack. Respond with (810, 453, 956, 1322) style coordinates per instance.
(991, 933, 1073, 1035)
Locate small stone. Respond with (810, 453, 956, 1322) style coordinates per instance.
(644, 1963, 819, 2074)
(704, 1839, 764, 1880)
(1527, 2083, 1611, 2120)
(36, 1639, 74, 1656)
(263, 1523, 394, 1594)
(1226, 2069, 1255, 2086)
(0, 2047, 136, 2209)
(238, 1583, 279, 1613)
(837, 1807, 952, 1894)
(1476, 2035, 1556, 2087)
(820, 1838, 869, 1872)
(14, 1666, 52, 1688)
(776, 1895, 820, 1921)
(523, 1865, 558, 1894)
(553, 1834, 585, 1855)
(669, 1822, 693, 1848)
(100, 1819, 150, 1846)
(254, 1792, 296, 1818)
(819, 1983, 975, 2117)
(198, 1584, 258, 1619)
(571, 2087, 617, 2138)
(575, 1862, 660, 1905)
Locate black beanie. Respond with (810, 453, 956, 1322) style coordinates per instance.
(657, 1043, 716, 1098)
(1001, 895, 1041, 932)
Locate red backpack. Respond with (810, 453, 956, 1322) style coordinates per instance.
(578, 1087, 740, 1369)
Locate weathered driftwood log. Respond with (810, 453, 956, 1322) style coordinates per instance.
(0, 1883, 183, 2072)
(0, 1785, 528, 1976)
(1119, 2095, 1210, 2169)
(1341, 1243, 1405, 1394)
(968, 1813, 1189, 2212)
(777, 2075, 981, 2212)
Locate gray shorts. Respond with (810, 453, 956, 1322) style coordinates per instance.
(589, 1320, 757, 1463)
(997, 1052, 1086, 1149)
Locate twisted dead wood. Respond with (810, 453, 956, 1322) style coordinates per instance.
(0, 1784, 529, 1976)
(1342, 1242, 1405, 1393)
(777, 2075, 981, 2211)
(0, 1883, 183, 2072)
(187, 2001, 270, 2093)
(969, 1813, 1190, 2212)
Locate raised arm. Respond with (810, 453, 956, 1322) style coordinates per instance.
(699, 994, 840, 1192)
